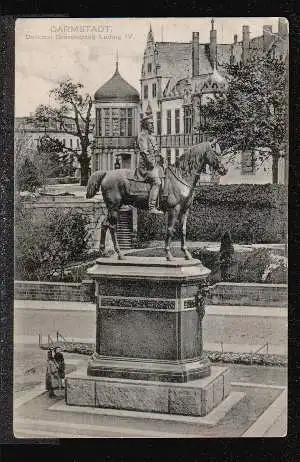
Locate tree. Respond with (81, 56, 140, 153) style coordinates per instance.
(37, 134, 75, 178)
(29, 79, 93, 186)
(201, 55, 288, 183)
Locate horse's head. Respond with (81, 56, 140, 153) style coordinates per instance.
(86, 171, 106, 198)
(205, 145, 228, 176)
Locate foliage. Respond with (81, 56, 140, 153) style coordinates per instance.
(37, 135, 75, 178)
(261, 253, 288, 283)
(201, 55, 288, 183)
(137, 184, 287, 244)
(15, 157, 42, 193)
(219, 231, 235, 281)
(235, 248, 272, 283)
(28, 79, 93, 186)
(39, 342, 287, 367)
(127, 246, 286, 284)
(15, 202, 91, 280)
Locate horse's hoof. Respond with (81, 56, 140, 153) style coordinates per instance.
(185, 252, 193, 260)
(166, 254, 173, 262)
(118, 254, 125, 261)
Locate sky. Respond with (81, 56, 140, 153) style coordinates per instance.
(15, 17, 283, 117)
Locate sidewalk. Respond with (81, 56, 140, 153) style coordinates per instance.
(13, 363, 287, 438)
(14, 299, 287, 318)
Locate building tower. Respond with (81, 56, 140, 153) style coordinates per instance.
(92, 56, 140, 172)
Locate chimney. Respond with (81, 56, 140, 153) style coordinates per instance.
(242, 25, 250, 64)
(230, 44, 235, 64)
(278, 17, 288, 38)
(234, 34, 238, 44)
(263, 25, 273, 51)
(192, 32, 200, 77)
(209, 19, 217, 69)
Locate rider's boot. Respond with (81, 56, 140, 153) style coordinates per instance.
(149, 184, 163, 214)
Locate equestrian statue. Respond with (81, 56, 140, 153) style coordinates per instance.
(86, 112, 227, 261)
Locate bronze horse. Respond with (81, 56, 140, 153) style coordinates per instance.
(86, 142, 227, 261)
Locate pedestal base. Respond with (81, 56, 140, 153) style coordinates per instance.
(87, 356, 211, 383)
(66, 366, 230, 417)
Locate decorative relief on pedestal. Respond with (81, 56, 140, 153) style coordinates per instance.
(100, 296, 176, 310)
(183, 299, 196, 310)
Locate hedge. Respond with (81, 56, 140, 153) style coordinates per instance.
(127, 247, 287, 284)
(40, 342, 287, 367)
(137, 184, 287, 244)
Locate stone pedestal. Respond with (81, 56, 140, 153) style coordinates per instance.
(66, 257, 231, 416)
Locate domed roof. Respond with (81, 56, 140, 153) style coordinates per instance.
(94, 64, 140, 103)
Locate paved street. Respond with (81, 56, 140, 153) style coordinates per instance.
(14, 301, 287, 353)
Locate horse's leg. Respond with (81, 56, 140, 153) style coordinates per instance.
(165, 206, 180, 261)
(108, 209, 125, 260)
(99, 216, 109, 256)
(180, 211, 193, 260)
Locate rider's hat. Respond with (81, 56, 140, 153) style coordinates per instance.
(142, 104, 153, 122)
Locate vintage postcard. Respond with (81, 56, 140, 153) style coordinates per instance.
(14, 17, 288, 439)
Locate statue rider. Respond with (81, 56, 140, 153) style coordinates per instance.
(137, 113, 164, 214)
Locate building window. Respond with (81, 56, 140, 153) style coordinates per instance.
(120, 108, 127, 136)
(166, 148, 172, 165)
(77, 138, 80, 148)
(144, 85, 148, 99)
(156, 111, 161, 135)
(184, 106, 192, 134)
(127, 108, 133, 136)
(62, 138, 66, 146)
(175, 148, 180, 161)
(96, 108, 102, 136)
(175, 109, 180, 134)
(147, 63, 152, 73)
(241, 150, 255, 174)
(152, 83, 157, 98)
(69, 138, 73, 148)
(104, 108, 110, 136)
(112, 108, 119, 136)
(167, 110, 172, 135)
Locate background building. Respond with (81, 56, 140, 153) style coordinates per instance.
(15, 116, 88, 178)
(92, 60, 140, 173)
(140, 18, 288, 184)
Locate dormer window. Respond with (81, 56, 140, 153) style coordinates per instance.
(147, 63, 152, 73)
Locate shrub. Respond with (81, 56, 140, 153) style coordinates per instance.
(127, 245, 286, 284)
(236, 248, 272, 283)
(16, 157, 42, 193)
(219, 231, 235, 281)
(15, 203, 91, 280)
(137, 184, 287, 244)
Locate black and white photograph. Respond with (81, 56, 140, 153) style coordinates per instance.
(13, 17, 288, 438)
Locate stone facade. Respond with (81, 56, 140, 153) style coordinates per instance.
(14, 280, 94, 302)
(66, 365, 230, 416)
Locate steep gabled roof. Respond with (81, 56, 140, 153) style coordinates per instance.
(155, 42, 213, 81)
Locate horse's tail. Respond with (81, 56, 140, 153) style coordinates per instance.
(86, 171, 107, 198)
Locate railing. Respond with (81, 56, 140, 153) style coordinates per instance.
(94, 136, 137, 149)
(93, 133, 210, 150)
(156, 133, 209, 148)
(38, 330, 68, 347)
(250, 342, 269, 364)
